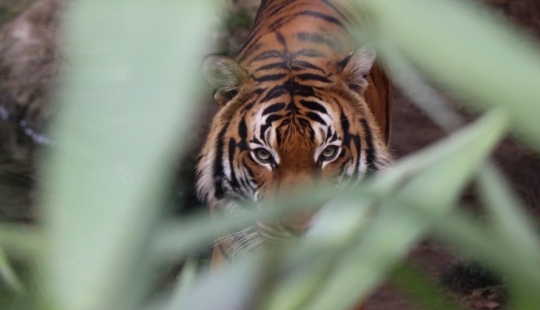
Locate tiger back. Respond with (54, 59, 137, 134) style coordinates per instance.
(197, 0, 394, 271)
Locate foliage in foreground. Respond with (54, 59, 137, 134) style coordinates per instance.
(1, 0, 540, 309)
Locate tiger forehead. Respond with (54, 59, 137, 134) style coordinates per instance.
(242, 94, 341, 147)
(257, 90, 333, 115)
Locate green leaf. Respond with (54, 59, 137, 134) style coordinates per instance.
(155, 257, 262, 310)
(362, 0, 540, 150)
(0, 247, 23, 293)
(0, 225, 41, 257)
(306, 110, 508, 310)
(40, 1, 215, 310)
(478, 164, 540, 260)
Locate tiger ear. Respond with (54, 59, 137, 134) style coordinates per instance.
(201, 54, 248, 106)
(339, 46, 376, 95)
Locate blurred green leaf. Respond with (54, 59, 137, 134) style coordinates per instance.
(431, 208, 540, 309)
(362, 0, 540, 149)
(0, 248, 23, 293)
(41, 1, 215, 310)
(0, 225, 41, 258)
(156, 257, 261, 310)
(176, 259, 198, 298)
(478, 164, 540, 260)
(301, 110, 508, 310)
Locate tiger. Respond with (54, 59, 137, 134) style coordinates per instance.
(197, 0, 394, 272)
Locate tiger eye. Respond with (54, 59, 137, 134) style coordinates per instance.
(321, 146, 338, 159)
(254, 148, 272, 162)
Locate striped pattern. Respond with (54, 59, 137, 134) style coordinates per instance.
(197, 0, 394, 264)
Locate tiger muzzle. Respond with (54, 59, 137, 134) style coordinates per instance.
(280, 209, 316, 235)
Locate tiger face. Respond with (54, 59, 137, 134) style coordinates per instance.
(196, 47, 392, 257)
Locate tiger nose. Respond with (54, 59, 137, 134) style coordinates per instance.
(280, 210, 315, 234)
